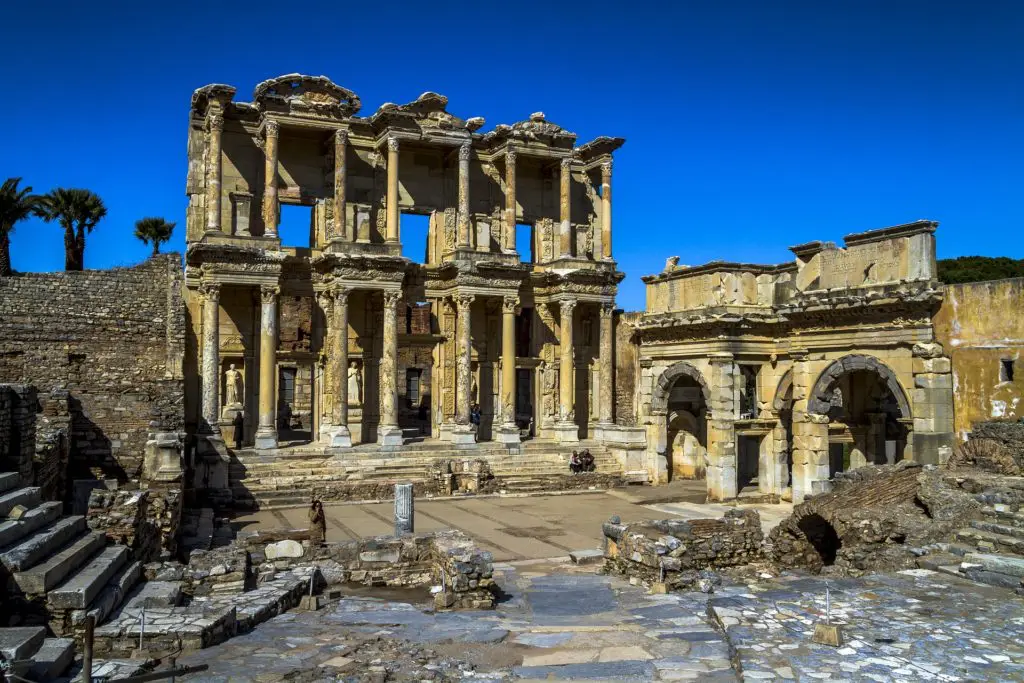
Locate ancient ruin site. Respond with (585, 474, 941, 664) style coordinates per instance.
(1, 72, 1023, 683)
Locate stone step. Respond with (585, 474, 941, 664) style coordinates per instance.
(27, 637, 75, 681)
(48, 545, 129, 610)
(0, 501, 62, 549)
(69, 560, 143, 634)
(0, 486, 42, 517)
(982, 506, 1024, 528)
(123, 580, 183, 610)
(0, 626, 47, 663)
(12, 531, 107, 595)
(956, 528, 1024, 556)
(969, 519, 1024, 541)
(0, 472, 20, 494)
(230, 453, 618, 473)
(0, 516, 87, 572)
(975, 490, 1024, 507)
(963, 552, 1024, 578)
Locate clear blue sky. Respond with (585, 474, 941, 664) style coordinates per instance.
(2, 0, 1021, 310)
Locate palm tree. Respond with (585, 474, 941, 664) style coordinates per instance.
(37, 188, 107, 271)
(134, 217, 176, 256)
(0, 178, 43, 276)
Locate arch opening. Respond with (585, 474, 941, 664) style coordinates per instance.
(797, 513, 841, 567)
(653, 362, 711, 482)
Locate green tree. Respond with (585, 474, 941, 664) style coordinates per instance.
(134, 217, 176, 256)
(37, 188, 107, 271)
(937, 256, 1024, 284)
(0, 178, 43, 276)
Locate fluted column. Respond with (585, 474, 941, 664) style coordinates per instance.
(504, 149, 517, 252)
(559, 157, 572, 258)
(386, 137, 400, 244)
(206, 114, 224, 233)
(601, 160, 612, 259)
(378, 290, 403, 445)
(497, 295, 519, 444)
(598, 302, 614, 424)
(200, 283, 221, 433)
(333, 130, 348, 241)
(255, 284, 279, 449)
(262, 121, 280, 238)
(329, 286, 352, 447)
(457, 141, 472, 248)
(455, 294, 474, 427)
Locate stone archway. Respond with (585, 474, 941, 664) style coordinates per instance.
(645, 361, 712, 485)
(650, 361, 711, 416)
(808, 355, 911, 419)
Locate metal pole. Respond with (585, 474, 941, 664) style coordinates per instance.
(825, 582, 831, 625)
(81, 614, 95, 683)
(139, 606, 146, 650)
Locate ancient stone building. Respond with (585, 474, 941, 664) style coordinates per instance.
(632, 221, 955, 503)
(184, 74, 624, 455)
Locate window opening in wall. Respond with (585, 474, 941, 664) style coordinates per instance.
(1000, 358, 1015, 382)
(739, 365, 759, 419)
(516, 223, 533, 263)
(406, 369, 421, 407)
(516, 307, 533, 358)
(401, 212, 430, 263)
(278, 204, 314, 248)
(405, 305, 414, 334)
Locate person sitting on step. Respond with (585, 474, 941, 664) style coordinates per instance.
(569, 450, 582, 474)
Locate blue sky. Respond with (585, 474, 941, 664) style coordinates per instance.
(2, 0, 1021, 311)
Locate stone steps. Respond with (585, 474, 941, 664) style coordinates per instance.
(27, 637, 75, 681)
(0, 486, 42, 517)
(982, 506, 1024, 528)
(12, 531, 107, 595)
(0, 472, 19, 494)
(0, 515, 87, 572)
(956, 527, 1024, 555)
(0, 626, 47, 662)
(0, 627, 76, 681)
(969, 519, 1024, 541)
(58, 560, 144, 638)
(0, 500, 62, 548)
(48, 545, 130, 610)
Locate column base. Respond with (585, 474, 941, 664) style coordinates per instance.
(378, 424, 404, 447)
(439, 422, 458, 442)
(320, 424, 353, 449)
(495, 424, 521, 445)
(254, 426, 278, 451)
(592, 422, 618, 442)
(551, 422, 580, 444)
(451, 425, 477, 446)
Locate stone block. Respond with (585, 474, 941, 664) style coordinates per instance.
(265, 540, 304, 560)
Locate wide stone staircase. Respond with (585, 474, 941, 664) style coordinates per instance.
(228, 439, 624, 510)
(0, 472, 142, 639)
(919, 476, 1024, 595)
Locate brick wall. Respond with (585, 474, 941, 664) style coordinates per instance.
(0, 255, 185, 482)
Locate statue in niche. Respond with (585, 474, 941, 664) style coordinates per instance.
(471, 370, 479, 405)
(541, 361, 557, 418)
(224, 364, 243, 408)
(348, 362, 363, 406)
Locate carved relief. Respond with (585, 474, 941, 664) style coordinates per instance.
(538, 218, 554, 261)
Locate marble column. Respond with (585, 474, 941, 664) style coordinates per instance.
(598, 302, 614, 425)
(457, 141, 472, 249)
(378, 290, 403, 446)
(504, 149, 517, 252)
(554, 299, 579, 442)
(333, 130, 348, 241)
(496, 295, 520, 444)
(453, 294, 476, 444)
(386, 137, 400, 244)
(206, 114, 224, 233)
(559, 158, 572, 258)
(329, 286, 352, 447)
(263, 120, 280, 238)
(255, 284, 279, 450)
(200, 283, 221, 434)
(601, 159, 612, 260)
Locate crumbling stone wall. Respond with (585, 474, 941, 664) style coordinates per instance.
(969, 421, 1024, 472)
(603, 509, 763, 589)
(0, 255, 185, 482)
(34, 389, 70, 502)
(0, 384, 36, 485)
(769, 461, 980, 574)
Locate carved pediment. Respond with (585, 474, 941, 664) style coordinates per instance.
(253, 74, 361, 117)
(371, 92, 483, 132)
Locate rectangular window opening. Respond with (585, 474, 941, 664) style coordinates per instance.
(516, 223, 533, 263)
(401, 213, 430, 263)
(406, 369, 422, 406)
(278, 204, 314, 248)
(1000, 359, 1015, 382)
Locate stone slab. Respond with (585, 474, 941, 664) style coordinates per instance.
(13, 531, 106, 594)
(265, 539, 304, 559)
(964, 552, 1024, 578)
(124, 579, 183, 610)
(28, 637, 75, 680)
(0, 501, 62, 549)
(75, 560, 143, 630)
(0, 487, 41, 517)
(569, 548, 605, 565)
(48, 545, 128, 610)
(0, 626, 46, 662)
(0, 515, 87, 572)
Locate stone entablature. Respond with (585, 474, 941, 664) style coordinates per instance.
(633, 221, 954, 504)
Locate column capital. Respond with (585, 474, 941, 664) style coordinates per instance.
(259, 284, 280, 304)
(387, 136, 400, 152)
(264, 120, 279, 138)
(456, 293, 475, 311)
(601, 159, 613, 176)
(505, 148, 517, 165)
(382, 289, 402, 308)
(331, 284, 353, 301)
(708, 351, 734, 364)
(334, 129, 348, 145)
(459, 141, 472, 161)
(502, 295, 519, 314)
(559, 299, 577, 317)
(207, 113, 224, 132)
(560, 157, 572, 170)
(199, 282, 221, 303)
(790, 347, 811, 362)
(599, 301, 615, 318)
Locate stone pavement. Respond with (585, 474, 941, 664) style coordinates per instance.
(231, 491, 791, 562)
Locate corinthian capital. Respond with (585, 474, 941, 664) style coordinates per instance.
(459, 142, 472, 161)
(265, 120, 279, 138)
(260, 284, 280, 304)
(387, 136, 400, 153)
(600, 301, 614, 318)
(559, 299, 577, 317)
(601, 159, 612, 176)
(502, 295, 519, 314)
(382, 289, 402, 309)
(506, 149, 516, 166)
(332, 285, 353, 303)
(560, 157, 572, 171)
(208, 113, 224, 132)
(199, 282, 221, 303)
(456, 293, 475, 312)
(335, 129, 348, 146)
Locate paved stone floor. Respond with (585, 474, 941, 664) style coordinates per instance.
(176, 562, 1024, 682)
(232, 491, 792, 562)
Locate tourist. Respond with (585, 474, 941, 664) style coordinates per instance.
(581, 449, 596, 472)
(470, 403, 481, 440)
(569, 451, 581, 474)
(309, 499, 326, 545)
(231, 412, 244, 450)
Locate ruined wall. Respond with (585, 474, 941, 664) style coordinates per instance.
(0, 256, 186, 481)
(0, 385, 36, 484)
(933, 278, 1024, 438)
(615, 311, 641, 426)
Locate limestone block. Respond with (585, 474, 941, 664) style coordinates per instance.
(915, 373, 952, 389)
(265, 540, 304, 560)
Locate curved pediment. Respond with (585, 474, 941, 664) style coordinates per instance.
(252, 73, 361, 117)
(372, 92, 483, 132)
(485, 112, 577, 145)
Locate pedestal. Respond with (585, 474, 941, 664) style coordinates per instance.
(451, 425, 476, 446)
(551, 421, 580, 443)
(495, 425, 521, 445)
(378, 424, 404, 447)
(254, 427, 278, 451)
(328, 425, 353, 449)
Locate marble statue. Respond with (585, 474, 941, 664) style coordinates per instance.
(348, 361, 362, 405)
(224, 363, 243, 407)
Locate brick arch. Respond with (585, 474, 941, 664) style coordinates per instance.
(807, 354, 911, 418)
(773, 369, 794, 412)
(650, 361, 711, 416)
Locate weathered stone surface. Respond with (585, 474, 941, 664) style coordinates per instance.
(265, 540, 304, 560)
(12, 531, 106, 595)
(0, 626, 45, 662)
(1, 515, 86, 572)
(47, 545, 128, 610)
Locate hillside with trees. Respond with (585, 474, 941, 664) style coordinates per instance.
(937, 256, 1024, 284)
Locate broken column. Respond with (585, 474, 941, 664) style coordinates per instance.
(394, 483, 414, 536)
